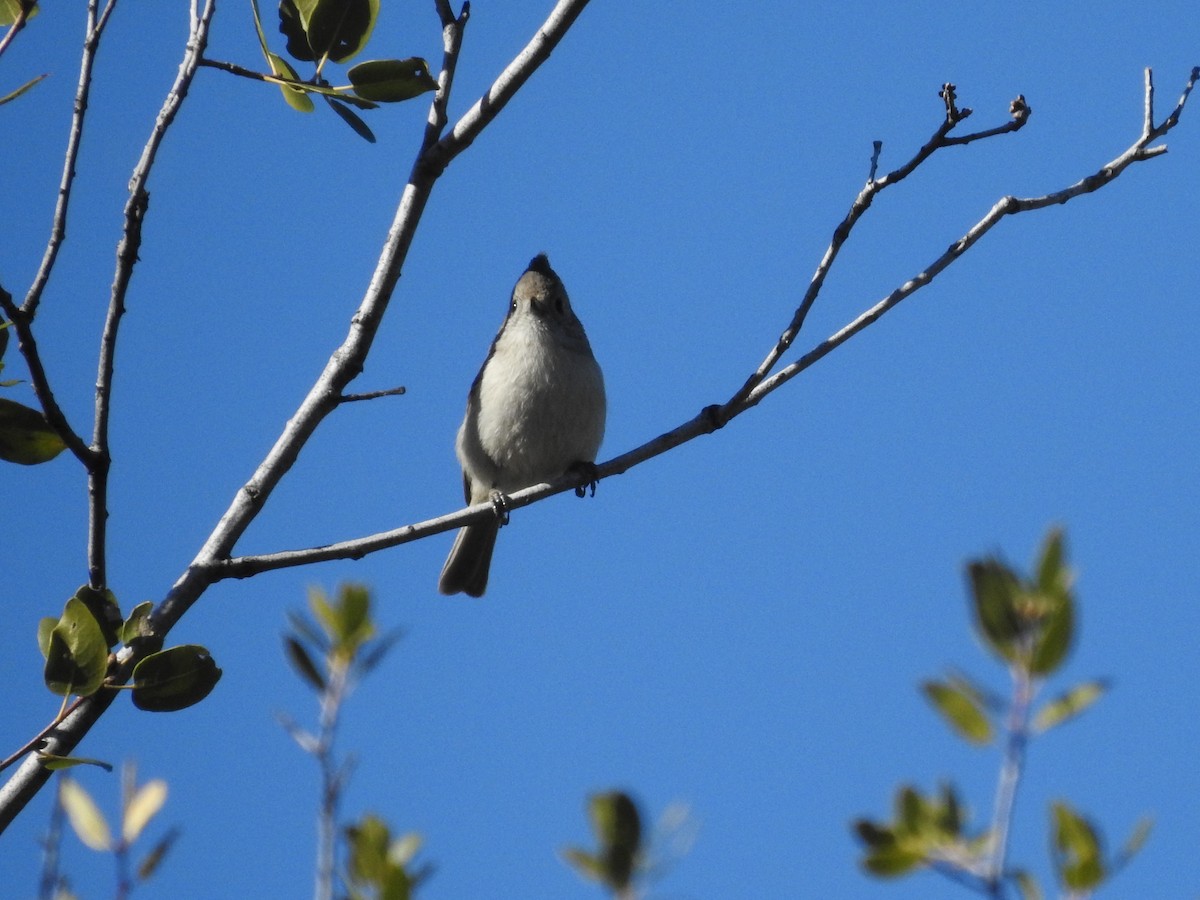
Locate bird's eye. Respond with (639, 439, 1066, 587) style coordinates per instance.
(555, 296, 565, 314)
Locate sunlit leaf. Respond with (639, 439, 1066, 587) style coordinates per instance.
(131, 645, 221, 712)
(347, 58, 438, 102)
(1028, 586, 1074, 676)
(1051, 801, 1105, 890)
(1033, 680, 1108, 733)
(0, 397, 66, 464)
(292, 0, 380, 64)
(123, 778, 168, 843)
(72, 584, 122, 650)
(60, 778, 112, 851)
(44, 597, 110, 697)
(37, 616, 57, 658)
(120, 601, 156, 645)
(268, 52, 316, 112)
(588, 791, 641, 890)
(922, 680, 994, 744)
(38, 754, 114, 772)
(0, 72, 47, 106)
(0, 0, 39, 27)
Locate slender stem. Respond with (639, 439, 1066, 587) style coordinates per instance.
(0, 0, 33, 61)
(89, 0, 216, 589)
(0, 288, 92, 463)
(24, 0, 118, 318)
(314, 660, 348, 900)
(36, 779, 65, 900)
(988, 667, 1035, 893)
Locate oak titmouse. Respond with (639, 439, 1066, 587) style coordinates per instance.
(438, 254, 606, 597)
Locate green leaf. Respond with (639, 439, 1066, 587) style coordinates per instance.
(289, 0, 380, 64)
(325, 95, 377, 142)
(561, 846, 605, 883)
(72, 584, 122, 650)
(269, 52, 316, 112)
(588, 791, 641, 891)
(310, 583, 375, 656)
(0, 397, 67, 464)
(1033, 679, 1109, 733)
(1036, 527, 1070, 595)
(1012, 869, 1043, 900)
(1119, 816, 1153, 863)
(137, 826, 180, 881)
(1028, 586, 1074, 676)
(1051, 802, 1105, 890)
(120, 601, 156, 645)
(37, 616, 57, 658)
(347, 813, 390, 881)
(0, 72, 48, 106)
(60, 778, 113, 852)
(38, 754, 114, 772)
(131, 645, 222, 712)
(122, 778, 167, 843)
(922, 680, 994, 745)
(347, 58, 438, 102)
(284, 634, 327, 692)
(44, 597, 110, 697)
(861, 843, 925, 877)
(251, 0, 314, 111)
(0, 0, 39, 27)
(967, 559, 1022, 663)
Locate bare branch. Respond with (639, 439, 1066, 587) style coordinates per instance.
(89, 0, 217, 589)
(203, 68, 1197, 583)
(339, 386, 407, 404)
(717, 86, 1030, 425)
(24, 0, 119, 318)
(0, 286, 93, 463)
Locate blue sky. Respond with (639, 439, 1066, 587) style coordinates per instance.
(3, 2, 1198, 898)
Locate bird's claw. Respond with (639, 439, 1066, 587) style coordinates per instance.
(488, 489, 511, 526)
(568, 461, 600, 498)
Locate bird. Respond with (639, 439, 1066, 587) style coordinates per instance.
(438, 254, 606, 597)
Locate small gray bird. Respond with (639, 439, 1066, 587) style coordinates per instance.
(438, 254, 606, 597)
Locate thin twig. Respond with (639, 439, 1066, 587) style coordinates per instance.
(0, 287, 93, 463)
(987, 668, 1035, 894)
(90, 0, 216, 589)
(0, 0, 34, 60)
(24, 0, 119, 318)
(339, 386, 407, 404)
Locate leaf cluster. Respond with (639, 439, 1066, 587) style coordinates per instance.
(344, 813, 430, 900)
(33, 585, 221, 734)
(562, 792, 644, 896)
(855, 528, 1151, 898)
(247, 0, 437, 142)
(57, 762, 179, 895)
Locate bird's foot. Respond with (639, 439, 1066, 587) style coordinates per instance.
(568, 461, 600, 498)
(488, 489, 511, 526)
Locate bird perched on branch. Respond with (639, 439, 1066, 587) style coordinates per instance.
(438, 254, 606, 597)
